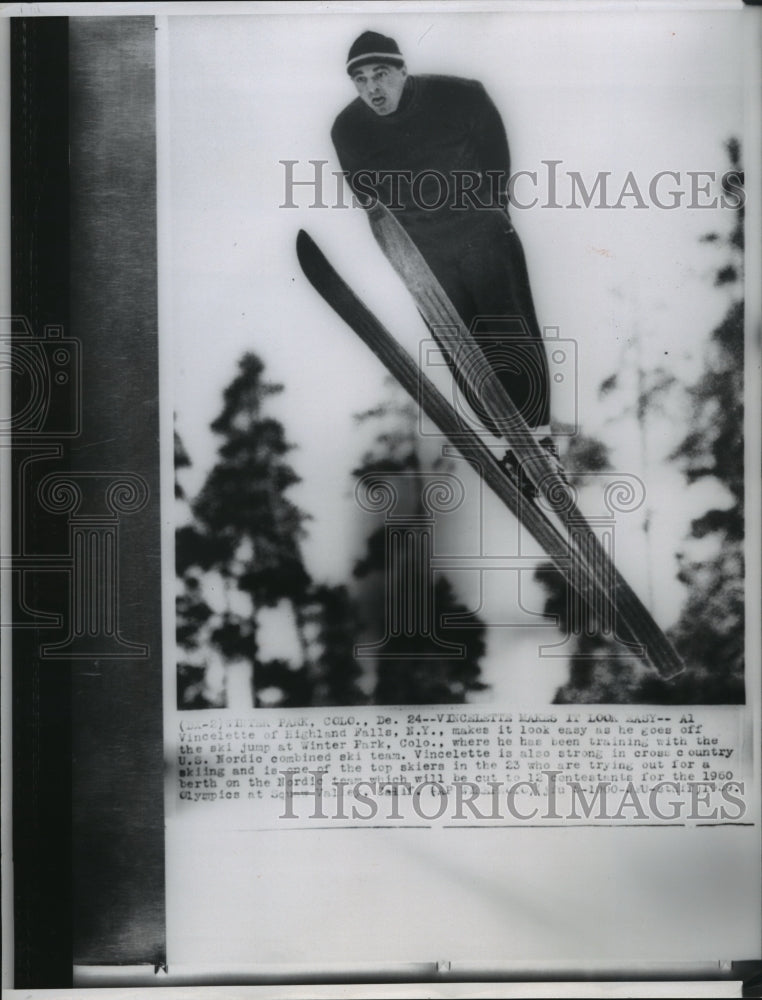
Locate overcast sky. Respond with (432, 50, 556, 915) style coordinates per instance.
(164, 7, 747, 700)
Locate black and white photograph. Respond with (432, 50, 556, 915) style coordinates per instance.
(3, 2, 761, 996)
(171, 10, 747, 710)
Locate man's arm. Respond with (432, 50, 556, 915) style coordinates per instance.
(331, 113, 368, 203)
(469, 81, 512, 208)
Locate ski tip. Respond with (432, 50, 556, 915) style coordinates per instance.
(295, 229, 336, 292)
(295, 229, 318, 268)
(663, 657, 686, 682)
(646, 642, 685, 680)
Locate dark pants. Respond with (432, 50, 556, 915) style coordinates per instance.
(412, 211, 551, 434)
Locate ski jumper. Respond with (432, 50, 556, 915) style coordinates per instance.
(332, 74, 551, 431)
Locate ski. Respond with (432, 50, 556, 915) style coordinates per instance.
(365, 201, 684, 678)
(296, 227, 683, 679)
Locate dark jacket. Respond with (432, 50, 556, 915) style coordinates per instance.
(331, 75, 511, 245)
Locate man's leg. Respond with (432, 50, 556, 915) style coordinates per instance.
(408, 241, 499, 432)
(410, 221, 553, 450)
(459, 213, 552, 432)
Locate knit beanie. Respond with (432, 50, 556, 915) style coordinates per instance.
(346, 31, 404, 75)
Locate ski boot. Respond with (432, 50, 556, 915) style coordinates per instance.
(498, 436, 569, 503)
(498, 449, 539, 502)
(537, 436, 569, 485)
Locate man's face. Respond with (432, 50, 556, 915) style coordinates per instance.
(351, 62, 407, 116)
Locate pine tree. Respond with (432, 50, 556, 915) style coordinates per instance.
(175, 427, 223, 708)
(532, 431, 655, 704)
(304, 584, 367, 706)
(189, 352, 314, 707)
(638, 138, 745, 704)
(550, 139, 745, 704)
(174, 428, 190, 499)
(351, 381, 488, 704)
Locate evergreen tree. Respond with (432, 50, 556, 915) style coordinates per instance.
(175, 427, 223, 709)
(174, 428, 190, 499)
(532, 431, 655, 704)
(638, 138, 744, 703)
(175, 355, 376, 709)
(188, 352, 314, 707)
(352, 381, 488, 704)
(304, 584, 368, 706)
(550, 139, 745, 704)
